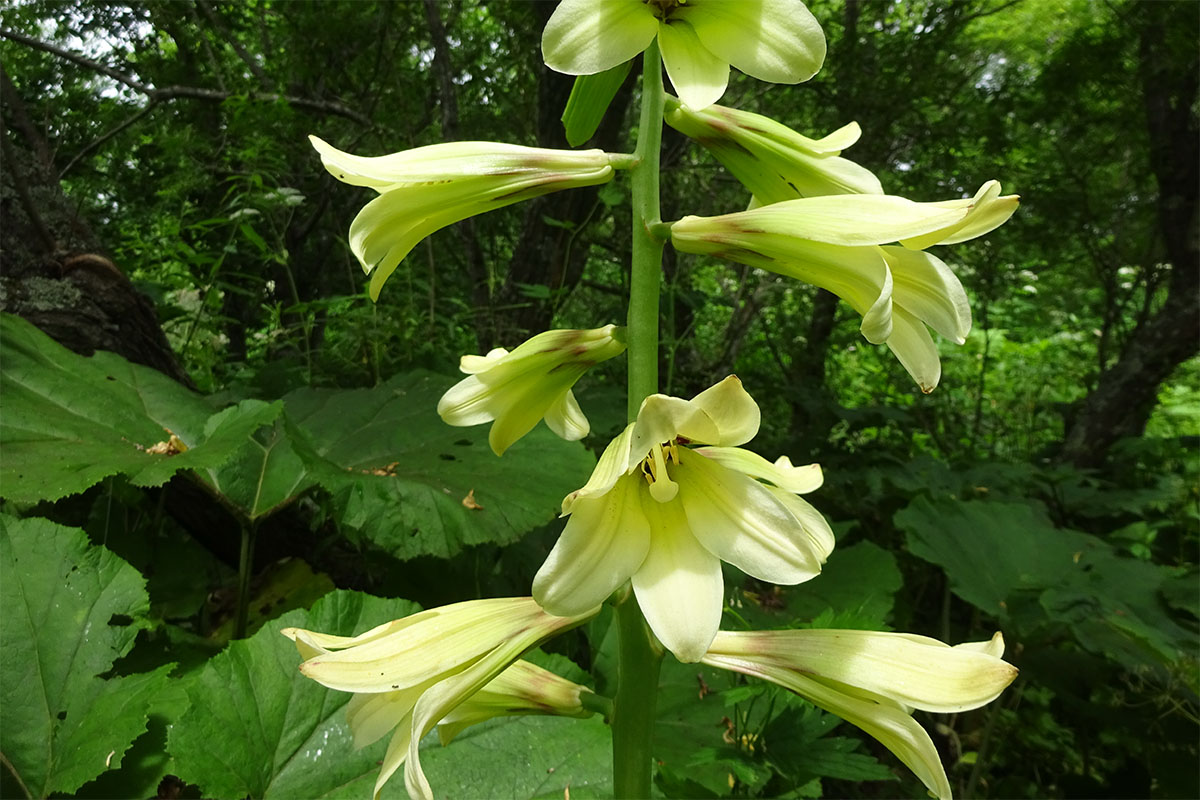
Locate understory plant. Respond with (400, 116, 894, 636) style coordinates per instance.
(287, 1, 1021, 798)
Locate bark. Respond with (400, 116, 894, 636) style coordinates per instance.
(1059, 2, 1199, 468)
(0, 66, 193, 387)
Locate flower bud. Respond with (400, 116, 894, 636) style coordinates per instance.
(438, 325, 627, 455)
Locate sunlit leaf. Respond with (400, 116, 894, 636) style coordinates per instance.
(0, 314, 281, 503)
(0, 515, 171, 798)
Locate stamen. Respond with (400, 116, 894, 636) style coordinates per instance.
(647, 443, 678, 503)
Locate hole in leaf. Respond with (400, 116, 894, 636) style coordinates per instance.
(57, 711, 66, 721)
(109, 614, 134, 627)
(439, 453, 456, 461)
(454, 439, 472, 446)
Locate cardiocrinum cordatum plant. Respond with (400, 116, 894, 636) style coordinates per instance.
(289, 1, 1020, 798)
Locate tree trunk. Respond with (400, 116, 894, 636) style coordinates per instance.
(1059, 1, 1199, 468)
(0, 66, 192, 387)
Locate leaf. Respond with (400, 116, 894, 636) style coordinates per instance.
(168, 590, 612, 800)
(418, 715, 613, 800)
(0, 314, 281, 503)
(282, 371, 597, 559)
(730, 541, 902, 631)
(896, 497, 1198, 677)
(0, 515, 172, 798)
(168, 590, 415, 799)
(561, 62, 631, 147)
(198, 419, 314, 520)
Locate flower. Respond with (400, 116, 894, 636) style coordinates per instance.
(438, 325, 627, 455)
(435, 659, 595, 746)
(283, 597, 597, 800)
(310, 136, 616, 300)
(542, 0, 826, 111)
(669, 182, 1019, 391)
(701, 629, 1019, 800)
(533, 376, 834, 662)
(664, 99, 883, 201)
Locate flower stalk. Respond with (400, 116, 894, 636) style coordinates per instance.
(613, 41, 667, 797)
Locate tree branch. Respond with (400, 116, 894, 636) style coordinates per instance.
(0, 26, 371, 126)
(58, 100, 160, 179)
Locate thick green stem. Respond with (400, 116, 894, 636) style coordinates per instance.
(234, 520, 257, 639)
(612, 595, 664, 799)
(612, 42, 667, 800)
(626, 42, 666, 421)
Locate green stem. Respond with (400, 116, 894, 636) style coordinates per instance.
(626, 41, 666, 420)
(234, 520, 258, 639)
(612, 595, 664, 799)
(612, 42, 667, 800)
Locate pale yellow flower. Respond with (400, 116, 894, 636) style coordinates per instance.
(702, 629, 1018, 800)
(542, 0, 825, 111)
(438, 325, 627, 455)
(670, 182, 1019, 391)
(310, 136, 615, 300)
(283, 597, 597, 800)
(534, 376, 833, 662)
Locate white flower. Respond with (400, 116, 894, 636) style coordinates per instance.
(542, 0, 825, 111)
(534, 376, 833, 662)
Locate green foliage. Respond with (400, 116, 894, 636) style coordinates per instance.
(276, 372, 597, 559)
(2, 0, 1197, 797)
(0, 314, 282, 503)
(0, 516, 172, 798)
(897, 497, 1197, 685)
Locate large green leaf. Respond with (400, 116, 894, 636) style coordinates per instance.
(169, 590, 611, 799)
(0, 515, 172, 798)
(281, 372, 597, 559)
(197, 419, 315, 520)
(896, 497, 1198, 676)
(167, 591, 409, 799)
(0, 314, 281, 503)
(729, 541, 902, 631)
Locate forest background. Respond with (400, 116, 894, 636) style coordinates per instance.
(0, 1, 1197, 799)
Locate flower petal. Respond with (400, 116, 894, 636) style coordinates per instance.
(632, 498, 723, 662)
(459, 348, 508, 374)
(564, 421, 638, 510)
(683, 0, 825, 85)
(709, 629, 1019, 713)
(631, 394, 722, 456)
(372, 712, 415, 800)
(954, 631, 1007, 658)
(883, 246, 971, 343)
(674, 448, 825, 585)
(658, 19, 730, 110)
(403, 644, 527, 800)
(692, 446, 823, 493)
(886, 306, 942, 394)
(297, 598, 549, 693)
(768, 488, 835, 562)
(703, 652, 954, 800)
(900, 181, 1019, 249)
(346, 687, 425, 749)
(542, 0, 658, 76)
(544, 389, 590, 441)
(534, 476, 651, 616)
(688, 375, 761, 446)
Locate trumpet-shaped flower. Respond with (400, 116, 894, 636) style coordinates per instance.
(438, 325, 627, 455)
(701, 629, 1018, 800)
(533, 376, 834, 663)
(670, 182, 1019, 391)
(310, 136, 616, 300)
(542, 0, 826, 111)
(435, 659, 595, 745)
(664, 99, 883, 201)
(283, 597, 597, 800)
